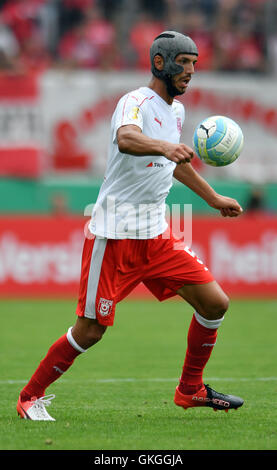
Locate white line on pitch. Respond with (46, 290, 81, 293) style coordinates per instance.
(1, 377, 277, 385)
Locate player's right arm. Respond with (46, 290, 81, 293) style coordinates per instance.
(117, 125, 193, 164)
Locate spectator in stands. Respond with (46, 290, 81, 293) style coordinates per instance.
(213, 13, 241, 71)
(169, 0, 217, 20)
(51, 192, 69, 217)
(18, 31, 52, 74)
(0, 0, 271, 75)
(0, 0, 54, 73)
(98, 0, 124, 22)
(138, 0, 168, 21)
(0, 19, 19, 72)
(84, 6, 120, 69)
(213, 0, 264, 72)
(179, 7, 214, 71)
(262, 0, 277, 74)
(129, 12, 165, 70)
(1, 0, 47, 44)
(245, 186, 266, 214)
(233, 25, 264, 73)
(56, 0, 93, 37)
(58, 20, 99, 69)
(57, 6, 119, 70)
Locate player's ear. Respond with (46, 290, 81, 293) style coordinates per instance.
(153, 54, 164, 71)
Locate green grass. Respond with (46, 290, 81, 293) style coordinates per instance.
(1, 297, 277, 450)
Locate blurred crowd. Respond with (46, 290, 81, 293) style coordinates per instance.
(0, 0, 276, 75)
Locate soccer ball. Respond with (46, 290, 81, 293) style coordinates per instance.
(193, 115, 244, 166)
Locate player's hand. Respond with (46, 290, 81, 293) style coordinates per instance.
(163, 142, 194, 164)
(209, 194, 243, 217)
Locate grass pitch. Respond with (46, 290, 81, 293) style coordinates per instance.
(1, 297, 277, 451)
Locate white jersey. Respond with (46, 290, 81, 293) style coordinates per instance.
(89, 86, 185, 239)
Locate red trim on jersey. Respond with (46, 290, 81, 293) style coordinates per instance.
(120, 93, 130, 125)
(138, 96, 148, 107)
(120, 93, 155, 126)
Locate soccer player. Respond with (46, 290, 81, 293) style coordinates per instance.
(17, 31, 244, 421)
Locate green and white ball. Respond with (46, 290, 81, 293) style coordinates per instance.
(193, 115, 244, 166)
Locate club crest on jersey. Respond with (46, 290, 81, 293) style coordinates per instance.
(98, 298, 113, 317)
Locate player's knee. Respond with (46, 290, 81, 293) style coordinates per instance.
(85, 325, 106, 347)
(216, 293, 229, 316)
(202, 292, 229, 319)
(214, 293, 229, 317)
(72, 319, 107, 349)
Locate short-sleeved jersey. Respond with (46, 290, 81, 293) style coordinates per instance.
(89, 86, 185, 239)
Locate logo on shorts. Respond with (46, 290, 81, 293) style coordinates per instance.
(98, 298, 113, 317)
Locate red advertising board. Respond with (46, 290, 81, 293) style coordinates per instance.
(0, 216, 85, 298)
(191, 215, 277, 297)
(0, 215, 276, 298)
(0, 74, 44, 178)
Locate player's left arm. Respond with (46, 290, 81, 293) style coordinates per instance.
(173, 159, 243, 217)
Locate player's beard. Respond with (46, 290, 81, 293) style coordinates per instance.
(164, 74, 184, 97)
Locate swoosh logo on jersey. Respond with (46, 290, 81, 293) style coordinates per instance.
(154, 117, 162, 126)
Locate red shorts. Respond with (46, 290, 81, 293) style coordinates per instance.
(76, 231, 213, 326)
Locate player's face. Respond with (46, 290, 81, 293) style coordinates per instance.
(172, 54, 197, 94)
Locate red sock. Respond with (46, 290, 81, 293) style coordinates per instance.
(20, 333, 82, 401)
(179, 313, 219, 395)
